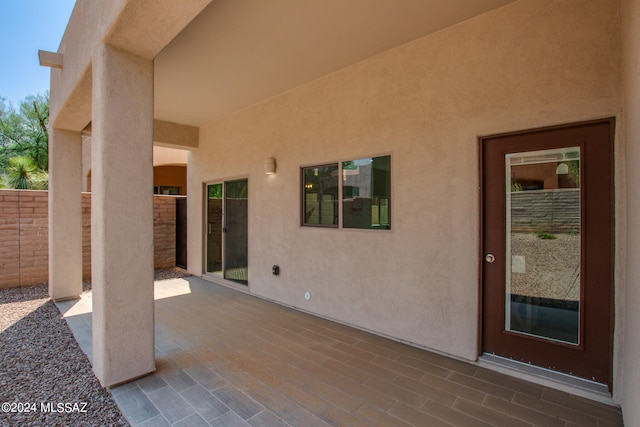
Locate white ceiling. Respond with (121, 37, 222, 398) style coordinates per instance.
(153, 0, 517, 127)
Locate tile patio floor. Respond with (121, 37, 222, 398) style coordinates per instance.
(56, 277, 624, 427)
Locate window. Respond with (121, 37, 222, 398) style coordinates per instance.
(302, 164, 339, 226)
(154, 185, 182, 195)
(343, 156, 391, 229)
(302, 155, 391, 230)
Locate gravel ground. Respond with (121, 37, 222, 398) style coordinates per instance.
(510, 233, 581, 300)
(0, 268, 191, 427)
(0, 285, 128, 427)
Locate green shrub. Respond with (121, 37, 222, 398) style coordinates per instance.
(536, 231, 557, 240)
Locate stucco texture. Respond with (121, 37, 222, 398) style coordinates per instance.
(91, 44, 155, 386)
(622, 0, 640, 421)
(188, 0, 621, 363)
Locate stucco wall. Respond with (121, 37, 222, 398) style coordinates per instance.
(50, 0, 211, 131)
(153, 146, 188, 166)
(82, 140, 189, 193)
(50, 0, 126, 130)
(188, 0, 621, 365)
(622, 0, 640, 422)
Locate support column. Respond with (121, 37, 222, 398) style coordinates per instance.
(48, 129, 83, 300)
(92, 44, 155, 387)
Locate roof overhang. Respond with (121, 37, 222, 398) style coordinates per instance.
(49, 0, 518, 131)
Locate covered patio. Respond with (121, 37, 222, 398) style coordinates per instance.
(43, 0, 640, 423)
(57, 277, 623, 426)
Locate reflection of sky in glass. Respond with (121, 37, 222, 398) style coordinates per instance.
(343, 158, 372, 170)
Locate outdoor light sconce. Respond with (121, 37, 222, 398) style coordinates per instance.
(264, 157, 276, 175)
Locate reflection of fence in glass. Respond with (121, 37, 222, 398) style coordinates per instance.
(342, 155, 391, 230)
(371, 197, 390, 227)
(206, 197, 223, 274)
(343, 196, 391, 229)
(510, 189, 580, 234)
(304, 193, 336, 225)
(303, 165, 338, 226)
(303, 156, 390, 229)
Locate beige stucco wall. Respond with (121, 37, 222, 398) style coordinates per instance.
(50, 0, 126, 130)
(81, 142, 188, 193)
(49, 0, 212, 131)
(153, 146, 188, 166)
(188, 0, 621, 370)
(622, 0, 640, 421)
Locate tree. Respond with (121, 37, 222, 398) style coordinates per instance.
(0, 93, 49, 189)
(5, 155, 48, 190)
(0, 93, 49, 172)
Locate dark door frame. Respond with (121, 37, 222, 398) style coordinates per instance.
(175, 197, 187, 269)
(478, 118, 615, 388)
(203, 178, 249, 286)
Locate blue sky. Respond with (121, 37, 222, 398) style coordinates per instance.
(0, 0, 76, 106)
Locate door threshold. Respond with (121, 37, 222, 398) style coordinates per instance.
(201, 274, 250, 293)
(478, 354, 614, 405)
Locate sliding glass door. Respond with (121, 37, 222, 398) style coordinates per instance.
(205, 179, 248, 285)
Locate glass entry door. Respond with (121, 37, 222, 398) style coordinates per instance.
(482, 119, 614, 387)
(505, 147, 581, 345)
(206, 179, 248, 285)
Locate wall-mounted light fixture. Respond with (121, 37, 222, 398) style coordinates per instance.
(556, 163, 569, 175)
(264, 157, 276, 175)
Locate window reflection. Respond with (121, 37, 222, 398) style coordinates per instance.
(343, 155, 391, 229)
(302, 164, 338, 226)
(505, 147, 581, 344)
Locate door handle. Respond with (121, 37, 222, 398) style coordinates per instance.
(485, 254, 496, 263)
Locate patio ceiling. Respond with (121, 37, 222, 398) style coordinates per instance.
(153, 0, 517, 127)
